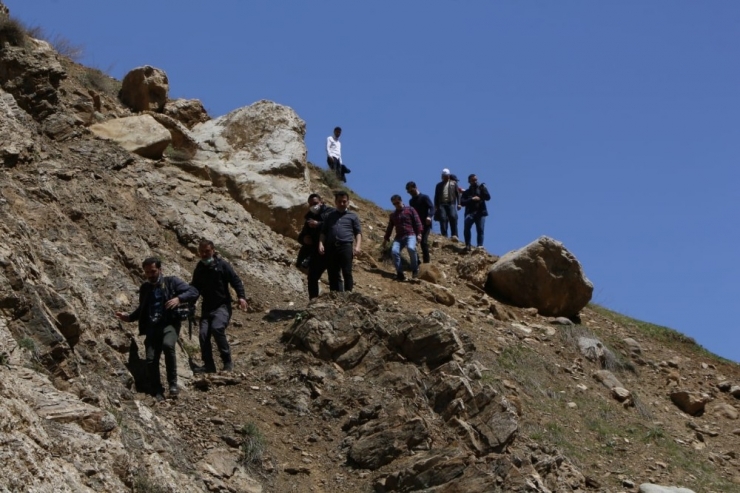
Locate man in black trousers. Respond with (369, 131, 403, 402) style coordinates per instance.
(406, 181, 435, 264)
(116, 257, 199, 400)
(191, 240, 248, 373)
(319, 191, 362, 292)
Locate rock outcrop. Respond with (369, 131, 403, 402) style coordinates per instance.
(485, 236, 593, 317)
(164, 97, 210, 128)
(120, 65, 169, 112)
(89, 114, 171, 159)
(189, 99, 310, 236)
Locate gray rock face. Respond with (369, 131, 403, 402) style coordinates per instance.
(190, 100, 310, 237)
(0, 38, 66, 120)
(485, 236, 593, 317)
(89, 115, 172, 159)
(120, 65, 169, 112)
(0, 88, 36, 166)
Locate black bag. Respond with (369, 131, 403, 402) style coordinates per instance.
(175, 301, 195, 321)
(341, 164, 351, 174)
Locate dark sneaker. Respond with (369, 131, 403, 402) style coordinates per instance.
(395, 273, 406, 282)
(154, 392, 165, 403)
(168, 384, 179, 397)
(193, 365, 217, 375)
(223, 361, 234, 372)
(412, 270, 419, 279)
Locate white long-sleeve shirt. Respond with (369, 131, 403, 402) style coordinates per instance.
(327, 135, 342, 163)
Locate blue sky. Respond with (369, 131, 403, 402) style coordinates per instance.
(8, 1, 739, 362)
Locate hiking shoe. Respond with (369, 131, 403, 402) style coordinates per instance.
(168, 383, 179, 397)
(450, 236, 459, 242)
(412, 270, 419, 279)
(193, 365, 217, 375)
(154, 392, 165, 403)
(223, 361, 234, 372)
(395, 273, 406, 282)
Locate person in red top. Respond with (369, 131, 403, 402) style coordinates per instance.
(382, 194, 423, 281)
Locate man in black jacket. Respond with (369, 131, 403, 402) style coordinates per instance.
(406, 181, 435, 264)
(115, 257, 199, 400)
(460, 173, 491, 252)
(433, 168, 462, 239)
(297, 193, 336, 299)
(191, 240, 248, 373)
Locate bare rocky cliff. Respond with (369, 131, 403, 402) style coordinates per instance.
(1, 5, 740, 493)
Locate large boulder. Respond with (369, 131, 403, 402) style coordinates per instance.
(163, 98, 210, 128)
(89, 114, 171, 159)
(189, 100, 310, 237)
(485, 236, 593, 317)
(120, 65, 169, 112)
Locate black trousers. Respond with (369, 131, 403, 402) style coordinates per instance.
(326, 242, 354, 292)
(419, 223, 432, 263)
(307, 251, 327, 299)
(145, 323, 179, 394)
(327, 156, 345, 182)
(199, 305, 232, 370)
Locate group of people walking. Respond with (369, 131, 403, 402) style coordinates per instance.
(115, 240, 248, 401)
(298, 127, 491, 295)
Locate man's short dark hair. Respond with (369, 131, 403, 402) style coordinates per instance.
(468, 174, 476, 180)
(405, 181, 416, 190)
(199, 239, 215, 249)
(391, 194, 402, 203)
(333, 190, 349, 199)
(308, 193, 321, 202)
(142, 257, 161, 268)
(334, 126, 342, 133)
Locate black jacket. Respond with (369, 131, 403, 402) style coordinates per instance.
(191, 256, 246, 313)
(128, 276, 199, 336)
(409, 193, 435, 225)
(434, 179, 461, 208)
(298, 205, 335, 250)
(460, 183, 491, 217)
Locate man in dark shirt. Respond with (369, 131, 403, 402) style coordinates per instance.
(297, 193, 336, 299)
(406, 181, 435, 264)
(460, 174, 491, 252)
(382, 194, 423, 281)
(319, 191, 362, 292)
(191, 240, 248, 373)
(433, 168, 462, 239)
(116, 257, 199, 400)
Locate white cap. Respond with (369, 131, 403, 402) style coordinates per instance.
(441, 168, 450, 175)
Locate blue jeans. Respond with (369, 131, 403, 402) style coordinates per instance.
(438, 204, 458, 237)
(392, 236, 418, 275)
(464, 214, 486, 248)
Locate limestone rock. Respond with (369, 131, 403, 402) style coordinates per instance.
(90, 115, 171, 159)
(593, 370, 624, 390)
(0, 88, 36, 166)
(709, 402, 738, 420)
(417, 263, 442, 283)
(670, 390, 711, 416)
(485, 236, 593, 317)
(120, 65, 169, 112)
(189, 100, 309, 237)
(639, 484, 696, 493)
(164, 98, 210, 128)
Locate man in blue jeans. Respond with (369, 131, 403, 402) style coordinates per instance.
(433, 168, 461, 239)
(382, 194, 423, 281)
(460, 173, 491, 252)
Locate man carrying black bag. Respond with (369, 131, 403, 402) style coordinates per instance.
(297, 193, 336, 299)
(115, 257, 199, 401)
(191, 240, 248, 373)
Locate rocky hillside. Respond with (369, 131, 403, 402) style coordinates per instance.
(1, 4, 739, 492)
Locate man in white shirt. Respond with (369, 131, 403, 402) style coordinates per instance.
(326, 126, 346, 182)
